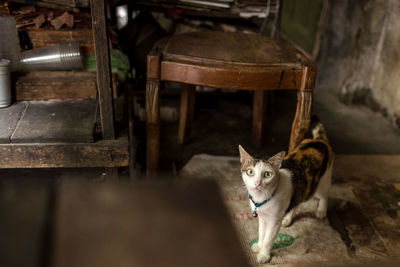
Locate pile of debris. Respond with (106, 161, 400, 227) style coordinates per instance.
(13, 5, 74, 30)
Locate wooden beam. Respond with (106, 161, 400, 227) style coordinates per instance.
(90, 0, 115, 140)
(14, 71, 118, 101)
(0, 137, 129, 168)
(25, 27, 94, 50)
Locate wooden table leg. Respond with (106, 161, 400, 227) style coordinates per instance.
(289, 90, 312, 152)
(146, 54, 161, 175)
(252, 90, 267, 148)
(178, 84, 196, 145)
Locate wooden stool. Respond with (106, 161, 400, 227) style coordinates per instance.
(146, 31, 316, 173)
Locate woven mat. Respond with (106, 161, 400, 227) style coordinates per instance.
(180, 154, 353, 266)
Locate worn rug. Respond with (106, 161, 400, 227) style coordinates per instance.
(180, 154, 358, 266)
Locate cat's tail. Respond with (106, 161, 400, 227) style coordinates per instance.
(310, 115, 329, 142)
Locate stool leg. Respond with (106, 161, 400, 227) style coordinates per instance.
(178, 84, 196, 145)
(146, 79, 160, 175)
(289, 90, 312, 152)
(252, 90, 267, 148)
(146, 52, 161, 175)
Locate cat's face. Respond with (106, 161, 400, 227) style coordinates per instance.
(241, 160, 278, 191)
(239, 145, 285, 191)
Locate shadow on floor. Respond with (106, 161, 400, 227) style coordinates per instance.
(150, 89, 400, 172)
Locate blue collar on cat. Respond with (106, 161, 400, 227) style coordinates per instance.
(248, 185, 278, 217)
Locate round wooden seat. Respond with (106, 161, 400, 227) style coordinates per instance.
(162, 31, 307, 68)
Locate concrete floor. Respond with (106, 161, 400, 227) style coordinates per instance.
(162, 89, 400, 265)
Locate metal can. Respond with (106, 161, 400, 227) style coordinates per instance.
(0, 59, 11, 108)
(19, 41, 83, 71)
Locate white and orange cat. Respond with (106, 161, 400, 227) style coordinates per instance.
(239, 116, 333, 263)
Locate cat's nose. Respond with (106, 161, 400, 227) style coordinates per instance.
(255, 181, 261, 187)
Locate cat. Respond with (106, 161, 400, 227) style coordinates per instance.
(239, 116, 333, 263)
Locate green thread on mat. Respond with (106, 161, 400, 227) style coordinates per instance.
(249, 233, 299, 250)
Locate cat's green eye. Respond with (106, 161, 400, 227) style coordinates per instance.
(264, 171, 273, 178)
(246, 169, 255, 176)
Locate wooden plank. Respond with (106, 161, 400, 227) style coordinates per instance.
(26, 28, 94, 50)
(0, 102, 27, 144)
(11, 100, 97, 143)
(90, 0, 115, 140)
(15, 71, 97, 100)
(0, 137, 129, 168)
(14, 71, 118, 101)
(12, 0, 89, 10)
(161, 61, 306, 90)
(0, 184, 50, 267)
(52, 180, 249, 267)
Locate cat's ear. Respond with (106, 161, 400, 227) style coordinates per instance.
(239, 145, 253, 165)
(267, 151, 286, 168)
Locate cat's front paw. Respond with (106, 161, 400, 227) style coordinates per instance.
(315, 210, 327, 219)
(251, 243, 260, 253)
(257, 252, 271, 263)
(281, 216, 292, 227)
